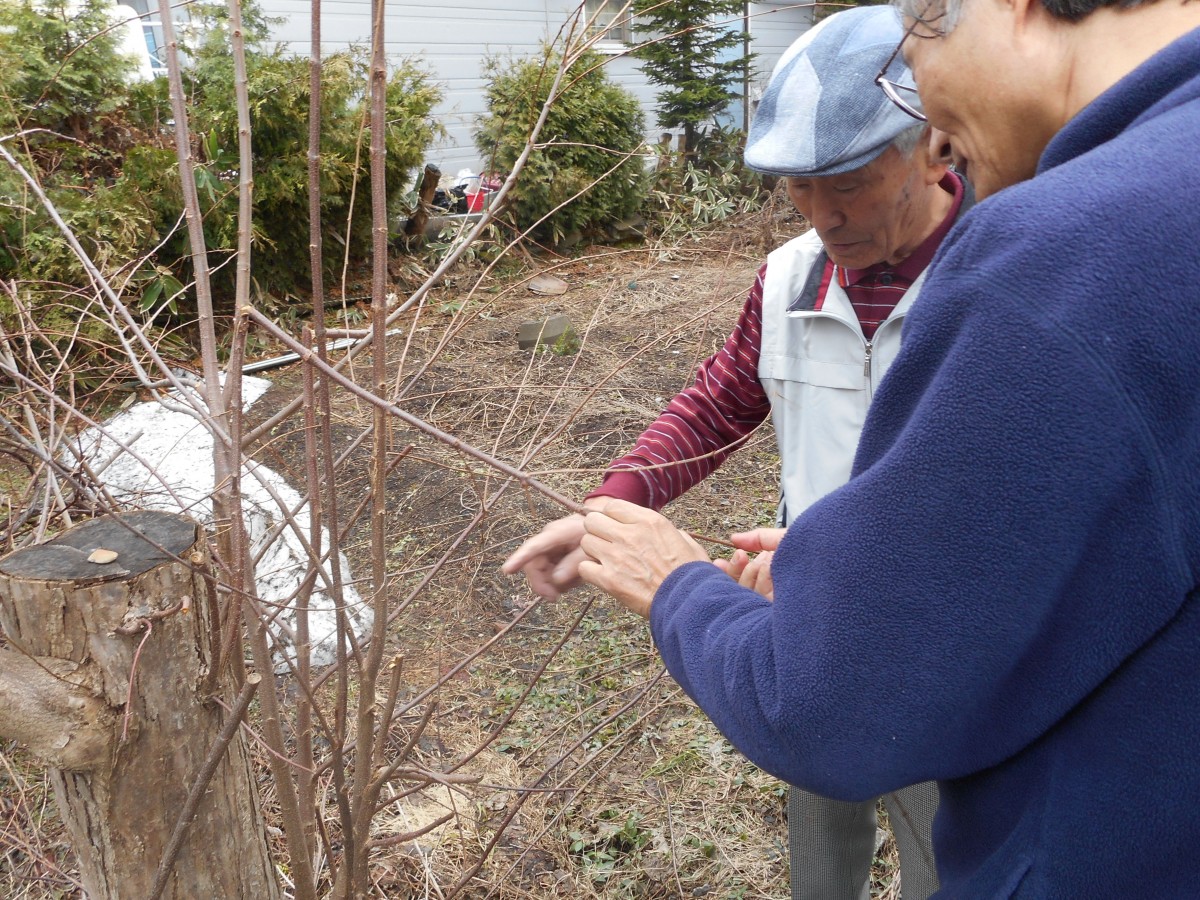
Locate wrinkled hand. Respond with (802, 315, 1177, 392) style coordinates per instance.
(576, 498, 711, 618)
(502, 499, 609, 599)
(713, 528, 787, 600)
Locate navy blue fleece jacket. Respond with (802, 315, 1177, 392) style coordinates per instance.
(650, 27, 1200, 898)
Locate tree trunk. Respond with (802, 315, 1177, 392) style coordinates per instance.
(404, 162, 442, 239)
(0, 510, 281, 900)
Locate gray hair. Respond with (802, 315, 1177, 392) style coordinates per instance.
(894, 0, 1166, 29)
(891, 122, 931, 158)
(892, 0, 967, 33)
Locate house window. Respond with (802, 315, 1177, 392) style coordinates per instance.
(585, 0, 634, 44)
(142, 21, 168, 76)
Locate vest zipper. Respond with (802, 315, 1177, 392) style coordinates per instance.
(863, 341, 873, 380)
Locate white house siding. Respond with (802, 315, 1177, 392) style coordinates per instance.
(746, 2, 813, 106)
(260, 0, 811, 178)
(262, 0, 637, 177)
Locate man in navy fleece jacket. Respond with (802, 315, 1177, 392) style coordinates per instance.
(574, 0, 1200, 895)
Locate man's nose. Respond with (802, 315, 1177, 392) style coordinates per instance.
(808, 196, 846, 232)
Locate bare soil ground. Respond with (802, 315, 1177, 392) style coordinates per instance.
(1, 206, 904, 898)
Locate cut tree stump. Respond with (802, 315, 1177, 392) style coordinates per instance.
(404, 162, 442, 239)
(0, 510, 280, 900)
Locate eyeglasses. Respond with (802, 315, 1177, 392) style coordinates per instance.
(876, 60, 926, 121)
(874, 17, 928, 122)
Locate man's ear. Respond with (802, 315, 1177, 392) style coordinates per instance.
(1005, 0, 1046, 38)
(928, 128, 954, 167)
(921, 126, 952, 184)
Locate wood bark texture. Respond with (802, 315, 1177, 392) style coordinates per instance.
(0, 510, 281, 900)
(404, 162, 442, 238)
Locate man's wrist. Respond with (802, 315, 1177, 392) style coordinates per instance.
(585, 471, 653, 508)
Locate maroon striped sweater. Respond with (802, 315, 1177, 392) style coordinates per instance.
(588, 173, 963, 510)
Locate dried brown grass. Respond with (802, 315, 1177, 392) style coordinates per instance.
(0, 206, 904, 898)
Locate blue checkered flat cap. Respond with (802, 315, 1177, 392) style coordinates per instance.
(745, 6, 924, 178)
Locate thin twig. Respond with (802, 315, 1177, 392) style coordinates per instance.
(367, 811, 455, 851)
(120, 621, 154, 745)
(243, 308, 740, 550)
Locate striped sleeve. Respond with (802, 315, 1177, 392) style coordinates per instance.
(587, 264, 772, 510)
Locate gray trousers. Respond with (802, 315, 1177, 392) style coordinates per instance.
(787, 782, 940, 900)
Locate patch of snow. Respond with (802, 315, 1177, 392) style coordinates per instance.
(71, 375, 371, 670)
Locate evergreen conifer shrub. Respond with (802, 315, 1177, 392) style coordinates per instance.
(476, 49, 647, 245)
(631, 0, 750, 154)
(0, 0, 442, 386)
(126, 2, 442, 305)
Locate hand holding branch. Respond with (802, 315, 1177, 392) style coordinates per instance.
(712, 527, 787, 600)
(576, 498, 712, 618)
(501, 499, 613, 599)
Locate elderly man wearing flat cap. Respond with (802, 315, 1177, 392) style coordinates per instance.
(504, 7, 966, 897)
